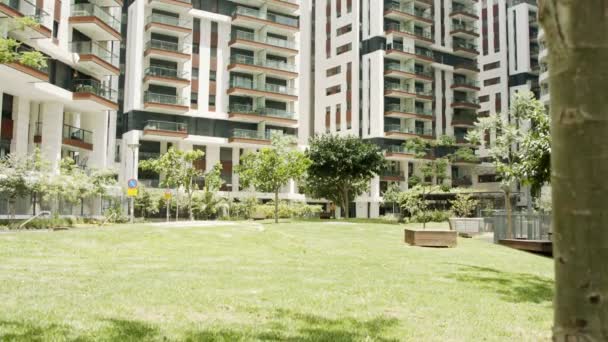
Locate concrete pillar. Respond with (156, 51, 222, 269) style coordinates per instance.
(206, 144, 220, 172)
(369, 202, 380, 218)
(40, 102, 63, 172)
(88, 111, 108, 169)
(11, 97, 30, 156)
(356, 202, 367, 218)
(121, 130, 140, 182)
(232, 147, 240, 193)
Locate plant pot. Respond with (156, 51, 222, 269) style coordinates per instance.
(404, 228, 457, 248)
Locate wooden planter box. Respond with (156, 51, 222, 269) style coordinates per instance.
(404, 229, 457, 248)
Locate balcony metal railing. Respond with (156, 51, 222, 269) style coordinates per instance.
(453, 40, 478, 51)
(230, 54, 296, 72)
(451, 3, 477, 16)
(384, 23, 432, 40)
(454, 97, 480, 105)
(384, 2, 432, 19)
(229, 78, 297, 96)
(70, 41, 119, 68)
(231, 128, 295, 141)
(0, 0, 51, 25)
(145, 13, 190, 28)
(72, 79, 118, 102)
(390, 42, 434, 59)
(385, 124, 434, 136)
(143, 91, 188, 106)
(231, 30, 296, 50)
(453, 78, 480, 88)
(385, 104, 433, 116)
(384, 83, 434, 97)
(229, 104, 296, 119)
(144, 66, 188, 79)
(63, 124, 93, 144)
(145, 39, 189, 54)
(381, 169, 405, 178)
(233, 6, 298, 28)
(451, 22, 479, 34)
(385, 63, 433, 78)
(144, 120, 187, 133)
(70, 3, 120, 32)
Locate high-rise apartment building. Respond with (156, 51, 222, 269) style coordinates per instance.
(119, 0, 312, 201)
(0, 0, 122, 213)
(314, 0, 487, 217)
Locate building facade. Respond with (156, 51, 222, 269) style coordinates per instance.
(118, 0, 313, 202)
(0, 0, 122, 214)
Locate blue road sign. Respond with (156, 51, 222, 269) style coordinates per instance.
(127, 179, 138, 189)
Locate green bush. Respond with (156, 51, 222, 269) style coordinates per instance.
(238, 201, 323, 220)
(21, 217, 75, 229)
(412, 210, 452, 223)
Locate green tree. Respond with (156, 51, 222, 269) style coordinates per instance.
(237, 134, 311, 223)
(382, 182, 402, 214)
(139, 148, 205, 220)
(540, 1, 608, 338)
(134, 186, 159, 219)
(450, 193, 478, 218)
(192, 163, 228, 220)
(304, 134, 385, 219)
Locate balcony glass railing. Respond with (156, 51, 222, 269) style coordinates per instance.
(231, 129, 294, 140)
(70, 3, 120, 32)
(145, 39, 189, 54)
(452, 113, 478, 123)
(73, 79, 118, 102)
(143, 91, 188, 106)
(453, 78, 479, 88)
(385, 23, 432, 40)
(384, 83, 433, 97)
(144, 66, 188, 79)
(390, 43, 434, 59)
(231, 55, 296, 72)
(384, 145, 418, 155)
(1, 0, 50, 25)
(144, 120, 187, 133)
(63, 124, 93, 144)
(384, 3, 432, 19)
(233, 6, 298, 28)
(231, 30, 296, 50)
(451, 3, 477, 16)
(229, 104, 295, 119)
(385, 124, 433, 136)
(385, 64, 433, 78)
(454, 97, 480, 105)
(145, 13, 190, 28)
(385, 104, 433, 116)
(453, 40, 478, 51)
(70, 41, 119, 67)
(229, 79, 297, 96)
(451, 22, 478, 34)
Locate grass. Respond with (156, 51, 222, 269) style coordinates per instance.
(0, 220, 553, 341)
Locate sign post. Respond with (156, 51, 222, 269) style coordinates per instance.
(127, 179, 138, 223)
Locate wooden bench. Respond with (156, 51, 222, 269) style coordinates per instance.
(404, 229, 457, 248)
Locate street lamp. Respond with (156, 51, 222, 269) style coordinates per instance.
(127, 143, 140, 223)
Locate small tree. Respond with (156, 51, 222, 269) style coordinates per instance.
(140, 148, 205, 220)
(450, 193, 479, 218)
(134, 186, 159, 219)
(192, 163, 228, 220)
(382, 182, 402, 214)
(305, 134, 386, 218)
(237, 134, 311, 223)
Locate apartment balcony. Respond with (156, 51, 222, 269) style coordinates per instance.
(145, 13, 191, 36)
(384, 104, 434, 121)
(69, 3, 121, 41)
(453, 40, 479, 57)
(451, 113, 477, 127)
(232, 6, 299, 34)
(228, 129, 273, 145)
(230, 0, 298, 12)
(384, 64, 433, 83)
(451, 97, 481, 109)
(72, 79, 118, 111)
(143, 91, 189, 114)
(144, 39, 190, 62)
(452, 175, 473, 187)
(62, 124, 93, 151)
(0, 0, 52, 39)
(228, 55, 298, 79)
(70, 41, 119, 77)
(451, 78, 480, 92)
(3, 60, 48, 82)
(380, 169, 406, 182)
(229, 30, 298, 57)
(143, 66, 190, 88)
(414, 0, 432, 7)
(384, 3, 433, 26)
(450, 3, 478, 20)
(385, 43, 435, 63)
(228, 79, 297, 102)
(385, 124, 434, 140)
(384, 23, 433, 45)
(450, 22, 479, 38)
(228, 104, 297, 127)
(453, 62, 479, 75)
(383, 145, 418, 160)
(147, 0, 191, 11)
(384, 83, 433, 101)
(143, 120, 188, 139)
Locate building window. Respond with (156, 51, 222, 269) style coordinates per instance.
(209, 70, 216, 81)
(325, 106, 331, 132)
(483, 61, 500, 70)
(191, 92, 198, 105)
(192, 43, 200, 54)
(326, 65, 341, 77)
(493, 4, 500, 52)
(479, 95, 490, 103)
(337, 24, 352, 36)
(209, 95, 216, 107)
(192, 68, 199, 79)
(336, 43, 352, 55)
(484, 77, 500, 86)
(335, 104, 341, 131)
(326, 85, 341, 95)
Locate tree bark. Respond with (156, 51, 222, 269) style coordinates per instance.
(274, 190, 279, 223)
(540, 0, 608, 339)
(342, 188, 350, 219)
(504, 190, 512, 239)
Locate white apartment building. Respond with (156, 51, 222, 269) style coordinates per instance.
(119, 0, 312, 201)
(314, 0, 490, 218)
(538, 27, 548, 106)
(0, 0, 121, 214)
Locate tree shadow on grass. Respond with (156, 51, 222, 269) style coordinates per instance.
(447, 264, 554, 304)
(0, 311, 400, 342)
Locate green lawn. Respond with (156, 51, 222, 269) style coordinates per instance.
(0, 221, 553, 341)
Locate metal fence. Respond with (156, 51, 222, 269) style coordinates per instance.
(488, 212, 552, 243)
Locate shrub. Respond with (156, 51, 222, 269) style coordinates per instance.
(450, 193, 479, 217)
(238, 201, 323, 220)
(412, 210, 451, 223)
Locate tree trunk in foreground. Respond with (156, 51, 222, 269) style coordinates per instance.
(504, 190, 512, 239)
(341, 189, 350, 219)
(540, 1, 608, 339)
